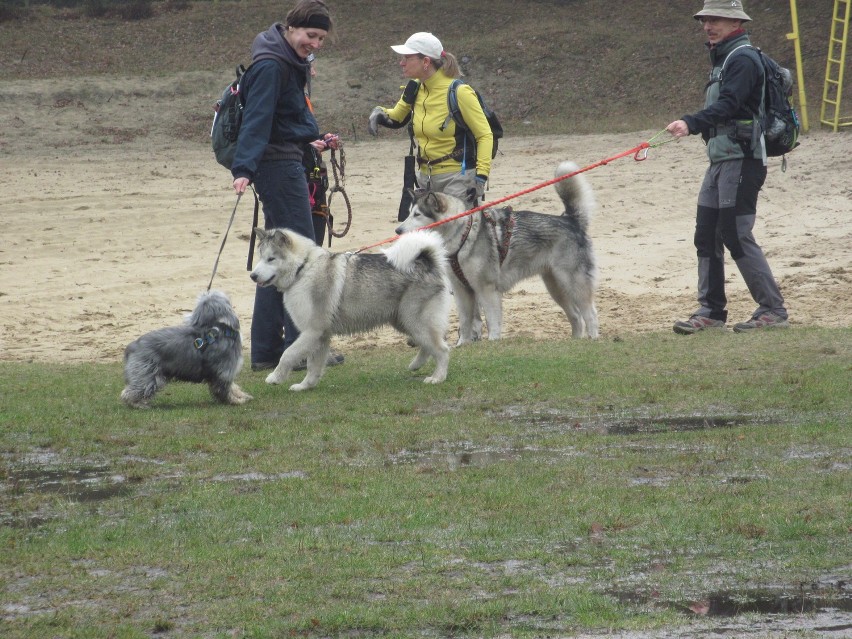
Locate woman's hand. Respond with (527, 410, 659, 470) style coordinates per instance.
(310, 133, 340, 152)
(233, 177, 250, 194)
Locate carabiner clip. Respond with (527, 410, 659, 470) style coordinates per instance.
(634, 146, 650, 162)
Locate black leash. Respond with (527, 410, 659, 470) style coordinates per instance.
(245, 188, 260, 271)
(206, 187, 259, 291)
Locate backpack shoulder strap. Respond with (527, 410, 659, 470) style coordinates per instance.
(238, 57, 292, 111)
(244, 56, 291, 86)
(442, 79, 467, 132)
(402, 79, 421, 154)
(720, 44, 761, 78)
(720, 44, 765, 118)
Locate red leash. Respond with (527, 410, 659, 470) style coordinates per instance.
(352, 140, 652, 254)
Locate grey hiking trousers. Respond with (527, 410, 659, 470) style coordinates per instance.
(692, 159, 787, 322)
(417, 170, 478, 206)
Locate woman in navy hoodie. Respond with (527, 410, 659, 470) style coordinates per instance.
(231, 0, 342, 371)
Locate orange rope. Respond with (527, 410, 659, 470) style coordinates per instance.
(353, 139, 653, 254)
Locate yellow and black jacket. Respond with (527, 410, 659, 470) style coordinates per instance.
(381, 69, 493, 178)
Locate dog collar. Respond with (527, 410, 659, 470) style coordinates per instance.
(193, 325, 239, 351)
(295, 257, 308, 277)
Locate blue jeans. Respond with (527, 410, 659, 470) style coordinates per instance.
(251, 158, 316, 365)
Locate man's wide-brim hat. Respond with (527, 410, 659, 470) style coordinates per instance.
(694, 0, 752, 22)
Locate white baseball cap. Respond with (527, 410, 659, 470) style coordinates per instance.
(391, 32, 443, 60)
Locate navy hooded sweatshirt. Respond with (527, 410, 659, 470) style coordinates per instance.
(231, 24, 320, 182)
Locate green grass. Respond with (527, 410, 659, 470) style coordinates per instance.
(1, 328, 850, 637)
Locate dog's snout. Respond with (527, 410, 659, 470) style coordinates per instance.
(250, 272, 258, 282)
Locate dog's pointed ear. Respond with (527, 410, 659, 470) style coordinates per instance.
(426, 191, 445, 212)
(269, 229, 290, 247)
(254, 227, 269, 242)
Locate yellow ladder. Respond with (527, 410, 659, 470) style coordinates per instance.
(820, 0, 852, 131)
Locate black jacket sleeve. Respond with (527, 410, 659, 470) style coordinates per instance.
(683, 51, 762, 137)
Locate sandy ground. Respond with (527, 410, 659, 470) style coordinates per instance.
(1, 75, 850, 364)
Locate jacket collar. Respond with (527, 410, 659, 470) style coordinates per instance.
(708, 30, 751, 63)
(421, 68, 451, 92)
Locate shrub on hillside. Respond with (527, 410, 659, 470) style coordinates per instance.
(0, 7, 16, 23)
(115, 0, 153, 20)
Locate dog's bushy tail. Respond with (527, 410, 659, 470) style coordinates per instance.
(553, 161, 596, 230)
(383, 230, 449, 277)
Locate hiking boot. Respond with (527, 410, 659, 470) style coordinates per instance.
(733, 312, 789, 333)
(672, 315, 726, 335)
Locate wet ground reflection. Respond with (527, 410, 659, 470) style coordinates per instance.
(385, 447, 572, 471)
(508, 408, 765, 435)
(4, 466, 131, 502)
(615, 586, 852, 618)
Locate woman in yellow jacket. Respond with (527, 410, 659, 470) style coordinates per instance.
(369, 32, 493, 206)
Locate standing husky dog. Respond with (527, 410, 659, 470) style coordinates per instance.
(250, 228, 451, 390)
(121, 290, 251, 408)
(397, 161, 599, 343)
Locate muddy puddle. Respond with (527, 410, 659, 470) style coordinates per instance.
(613, 586, 852, 617)
(500, 407, 775, 436)
(1, 463, 133, 529)
(382, 410, 779, 472)
(591, 585, 852, 638)
(385, 446, 574, 471)
(4, 465, 132, 503)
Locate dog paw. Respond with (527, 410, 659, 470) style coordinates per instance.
(289, 382, 310, 392)
(265, 372, 282, 385)
(227, 385, 253, 403)
(422, 376, 445, 384)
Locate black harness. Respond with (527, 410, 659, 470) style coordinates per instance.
(448, 207, 515, 290)
(193, 325, 240, 351)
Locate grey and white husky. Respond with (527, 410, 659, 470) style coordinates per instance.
(250, 228, 451, 390)
(396, 161, 599, 343)
(121, 289, 251, 408)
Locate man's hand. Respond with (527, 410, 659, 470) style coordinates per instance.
(666, 120, 690, 138)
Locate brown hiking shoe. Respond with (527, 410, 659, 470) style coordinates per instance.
(733, 312, 789, 333)
(673, 315, 726, 335)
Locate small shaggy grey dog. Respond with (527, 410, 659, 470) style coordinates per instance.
(121, 290, 252, 408)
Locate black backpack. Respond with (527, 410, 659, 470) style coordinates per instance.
(443, 79, 503, 161)
(211, 64, 248, 170)
(399, 78, 503, 163)
(211, 58, 289, 169)
(722, 45, 800, 158)
(210, 60, 289, 271)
